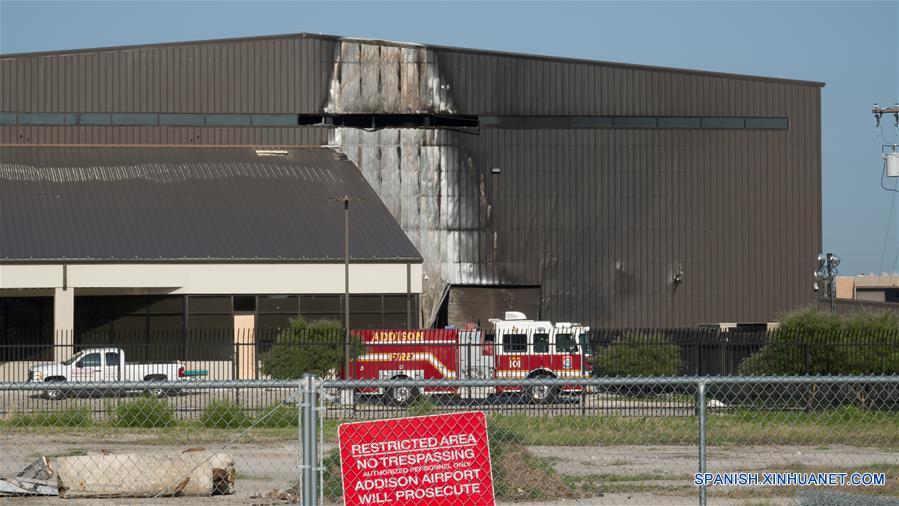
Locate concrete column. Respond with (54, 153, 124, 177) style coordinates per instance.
(53, 287, 75, 362)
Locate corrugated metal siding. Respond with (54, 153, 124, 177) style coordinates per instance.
(0, 146, 421, 262)
(0, 34, 822, 326)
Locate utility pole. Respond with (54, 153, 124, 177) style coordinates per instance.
(344, 194, 350, 379)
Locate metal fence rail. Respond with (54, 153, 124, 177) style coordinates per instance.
(1, 376, 897, 504)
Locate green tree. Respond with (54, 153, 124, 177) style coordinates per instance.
(259, 318, 362, 379)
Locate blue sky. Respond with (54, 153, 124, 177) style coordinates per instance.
(1, 1, 897, 276)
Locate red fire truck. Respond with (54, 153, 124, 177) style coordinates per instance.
(350, 312, 591, 404)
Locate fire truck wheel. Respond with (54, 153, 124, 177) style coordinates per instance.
(385, 384, 419, 406)
(527, 382, 559, 404)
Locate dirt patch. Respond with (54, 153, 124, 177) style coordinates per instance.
(493, 443, 576, 501)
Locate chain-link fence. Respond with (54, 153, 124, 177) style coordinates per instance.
(0, 379, 306, 502)
(319, 376, 899, 506)
(2, 376, 897, 504)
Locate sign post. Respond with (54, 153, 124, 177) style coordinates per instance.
(338, 411, 495, 505)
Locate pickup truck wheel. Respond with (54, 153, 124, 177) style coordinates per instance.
(44, 379, 66, 401)
(143, 376, 168, 398)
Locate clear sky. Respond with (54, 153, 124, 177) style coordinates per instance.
(1, 0, 897, 276)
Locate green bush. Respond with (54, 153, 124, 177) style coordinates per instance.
(254, 402, 299, 428)
(10, 406, 93, 427)
(199, 400, 252, 429)
(593, 332, 683, 376)
(112, 396, 176, 428)
(259, 318, 362, 379)
(738, 307, 899, 375)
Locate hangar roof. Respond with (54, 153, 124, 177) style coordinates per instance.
(0, 146, 422, 263)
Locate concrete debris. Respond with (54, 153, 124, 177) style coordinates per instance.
(0, 457, 58, 496)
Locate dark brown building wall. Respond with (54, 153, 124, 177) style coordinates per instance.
(0, 34, 823, 327)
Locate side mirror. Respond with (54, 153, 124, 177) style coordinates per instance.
(75, 361, 83, 368)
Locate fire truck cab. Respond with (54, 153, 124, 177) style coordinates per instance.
(487, 312, 591, 402)
(351, 311, 591, 405)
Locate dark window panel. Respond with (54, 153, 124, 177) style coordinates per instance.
(383, 295, 409, 312)
(0, 112, 17, 125)
(569, 116, 613, 128)
(113, 296, 151, 316)
(382, 313, 408, 329)
(112, 315, 145, 331)
(75, 296, 116, 316)
(188, 296, 232, 314)
(702, 117, 744, 129)
(257, 314, 294, 330)
(233, 296, 256, 312)
(111, 113, 158, 126)
(613, 117, 657, 128)
(256, 295, 300, 315)
(350, 313, 383, 330)
(187, 314, 233, 329)
(72, 113, 111, 125)
(258, 295, 298, 313)
(159, 113, 206, 126)
(744, 117, 789, 129)
(301, 295, 341, 313)
(658, 117, 701, 129)
(251, 114, 297, 126)
(298, 313, 341, 325)
(147, 296, 184, 314)
(350, 295, 382, 312)
(19, 113, 68, 125)
(148, 315, 184, 331)
(205, 114, 252, 126)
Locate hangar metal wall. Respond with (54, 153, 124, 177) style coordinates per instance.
(0, 33, 823, 327)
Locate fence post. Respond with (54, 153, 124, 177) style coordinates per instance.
(301, 373, 319, 506)
(697, 379, 707, 506)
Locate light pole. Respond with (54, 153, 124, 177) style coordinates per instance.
(814, 252, 840, 313)
(343, 195, 350, 379)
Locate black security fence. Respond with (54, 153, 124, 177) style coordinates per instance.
(586, 328, 899, 377)
(1, 327, 898, 384)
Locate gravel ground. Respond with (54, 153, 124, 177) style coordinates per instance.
(4, 432, 897, 505)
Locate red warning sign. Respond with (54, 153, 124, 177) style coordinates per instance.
(338, 411, 495, 505)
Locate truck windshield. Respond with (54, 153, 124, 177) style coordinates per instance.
(60, 352, 84, 365)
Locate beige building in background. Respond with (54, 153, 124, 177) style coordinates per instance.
(836, 275, 899, 303)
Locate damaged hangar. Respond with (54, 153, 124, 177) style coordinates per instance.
(0, 33, 823, 329)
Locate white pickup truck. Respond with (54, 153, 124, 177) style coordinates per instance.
(28, 347, 185, 400)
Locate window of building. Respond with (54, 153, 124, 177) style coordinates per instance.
(502, 333, 527, 353)
(233, 296, 256, 312)
(744, 117, 789, 129)
(159, 114, 206, 126)
(111, 113, 158, 126)
(251, 114, 297, 126)
(72, 113, 111, 125)
(19, 113, 69, 125)
(702, 117, 744, 129)
(657, 117, 701, 129)
(0, 112, 17, 125)
(613, 117, 657, 128)
(205, 114, 252, 126)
